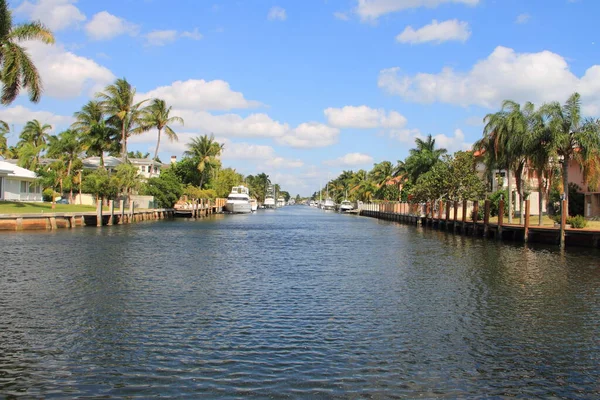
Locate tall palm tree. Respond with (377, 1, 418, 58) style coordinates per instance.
(141, 98, 183, 176)
(184, 134, 224, 189)
(96, 78, 147, 161)
(540, 92, 600, 217)
(404, 134, 447, 184)
(0, 119, 8, 157)
(17, 119, 51, 167)
(72, 100, 119, 167)
(478, 100, 532, 224)
(0, 0, 54, 104)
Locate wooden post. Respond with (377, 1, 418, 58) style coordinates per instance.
(498, 199, 504, 240)
(438, 200, 443, 222)
(560, 199, 567, 249)
(524, 199, 530, 243)
(108, 200, 114, 226)
(483, 199, 490, 237)
(119, 200, 125, 224)
(129, 201, 134, 223)
(96, 200, 102, 227)
(453, 201, 458, 233)
(461, 199, 467, 234)
(426, 202, 430, 225)
(472, 200, 479, 236)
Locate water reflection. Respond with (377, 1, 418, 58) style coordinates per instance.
(1, 207, 599, 398)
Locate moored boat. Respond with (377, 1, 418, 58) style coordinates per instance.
(224, 185, 252, 213)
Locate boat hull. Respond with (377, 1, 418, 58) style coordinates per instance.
(224, 202, 252, 214)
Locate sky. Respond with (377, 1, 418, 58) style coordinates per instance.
(2, 0, 600, 196)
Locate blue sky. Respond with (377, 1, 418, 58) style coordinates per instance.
(3, 0, 600, 195)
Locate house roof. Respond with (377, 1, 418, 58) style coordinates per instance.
(0, 160, 37, 179)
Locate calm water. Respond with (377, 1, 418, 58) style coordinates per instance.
(1, 207, 599, 398)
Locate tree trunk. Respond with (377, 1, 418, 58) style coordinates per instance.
(563, 159, 569, 218)
(538, 169, 544, 226)
(507, 169, 513, 224)
(79, 170, 82, 205)
(122, 124, 127, 162)
(150, 128, 161, 178)
(516, 168, 524, 225)
(67, 159, 73, 204)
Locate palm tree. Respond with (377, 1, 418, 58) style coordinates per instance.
(47, 129, 83, 202)
(404, 134, 447, 184)
(540, 92, 600, 217)
(17, 119, 51, 167)
(0, 0, 54, 104)
(96, 78, 147, 161)
(0, 119, 8, 157)
(141, 98, 183, 176)
(184, 134, 224, 189)
(478, 100, 532, 224)
(73, 100, 119, 167)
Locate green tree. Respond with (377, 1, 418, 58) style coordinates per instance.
(0, 0, 54, 104)
(114, 163, 142, 202)
(82, 168, 119, 203)
(0, 119, 8, 156)
(47, 129, 84, 201)
(141, 98, 183, 175)
(403, 134, 447, 184)
(141, 167, 183, 208)
(212, 167, 244, 198)
(539, 92, 600, 217)
(184, 134, 224, 189)
(96, 78, 147, 161)
(73, 100, 119, 167)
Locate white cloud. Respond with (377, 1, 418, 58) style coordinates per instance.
(0, 105, 73, 128)
(221, 141, 276, 161)
(324, 105, 407, 129)
(137, 79, 261, 111)
(432, 129, 472, 153)
(334, 11, 350, 20)
(267, 6, 287, 21)
(276, 122, 340, 148)
(355, 0, 479, 22)
(378, 46, 600, 114)
(389, 128, 421, 143)
(266, 157, 304, 168)
(15, 0, 86, 31)
(181, 28, 203, 40)
(516, 13, 530, 24)
(85, 11, 139, 40)
(24, 40, 115, 99)
(324, 152, 374, 167)
(396, 19, 470, 44)
(173, 110, 290, 138)
(144, 30, 178, 46)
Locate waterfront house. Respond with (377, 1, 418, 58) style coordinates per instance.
(81, 156, 163, 179)
(0, 160, 42, 202)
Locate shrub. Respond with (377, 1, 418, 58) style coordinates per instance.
(489, 189, 509, 217)
(470, 207, 484, 221)
(567, 215, 587, 229)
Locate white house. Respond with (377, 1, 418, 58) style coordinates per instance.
(0, 160, 43, 202)
(81, 156, 164, 179)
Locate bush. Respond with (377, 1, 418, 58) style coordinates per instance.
(141, 168, 183, 208)
(42, 188, 57, 202)
(470, 207, 484, 221)
(567, 215, 587, 229)
(489, 189, 509, 217)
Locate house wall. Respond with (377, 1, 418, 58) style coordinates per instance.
(568, 159, 587, 191)
(584, 194, 600, 218)
(0, 177, 42, 202)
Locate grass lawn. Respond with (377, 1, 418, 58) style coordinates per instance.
(0, 201, 98, 214)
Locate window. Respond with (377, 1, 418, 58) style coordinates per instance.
(29, 182, 36, 193)
(140, 166, 146, 173)
(20, 181, 28, 193)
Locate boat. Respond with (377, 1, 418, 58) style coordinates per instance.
(322, 183, 335, 210)
(264, 185, 276, 209)
(339, 191, 354, 212)
(224, 185, 252, 213)
(322, 197, 335, 210)
(339, 199, 354, 212)
(276, 197, 286, 207)
(309, 200, 316, 207)
(250, 198, 258, 212)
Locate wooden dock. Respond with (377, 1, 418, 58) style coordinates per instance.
(359, 200, 600, 249)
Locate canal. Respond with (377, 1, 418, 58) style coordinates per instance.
(1, 206, 599, 398)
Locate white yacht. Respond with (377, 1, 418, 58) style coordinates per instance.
(322, 197, 335, 210)
(224, 185, 252, 213)
(339, 199, 354, 212)
(309, 200, 316, 207)
(276, 197, 286, 207)
(264, 185, 276, 209)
